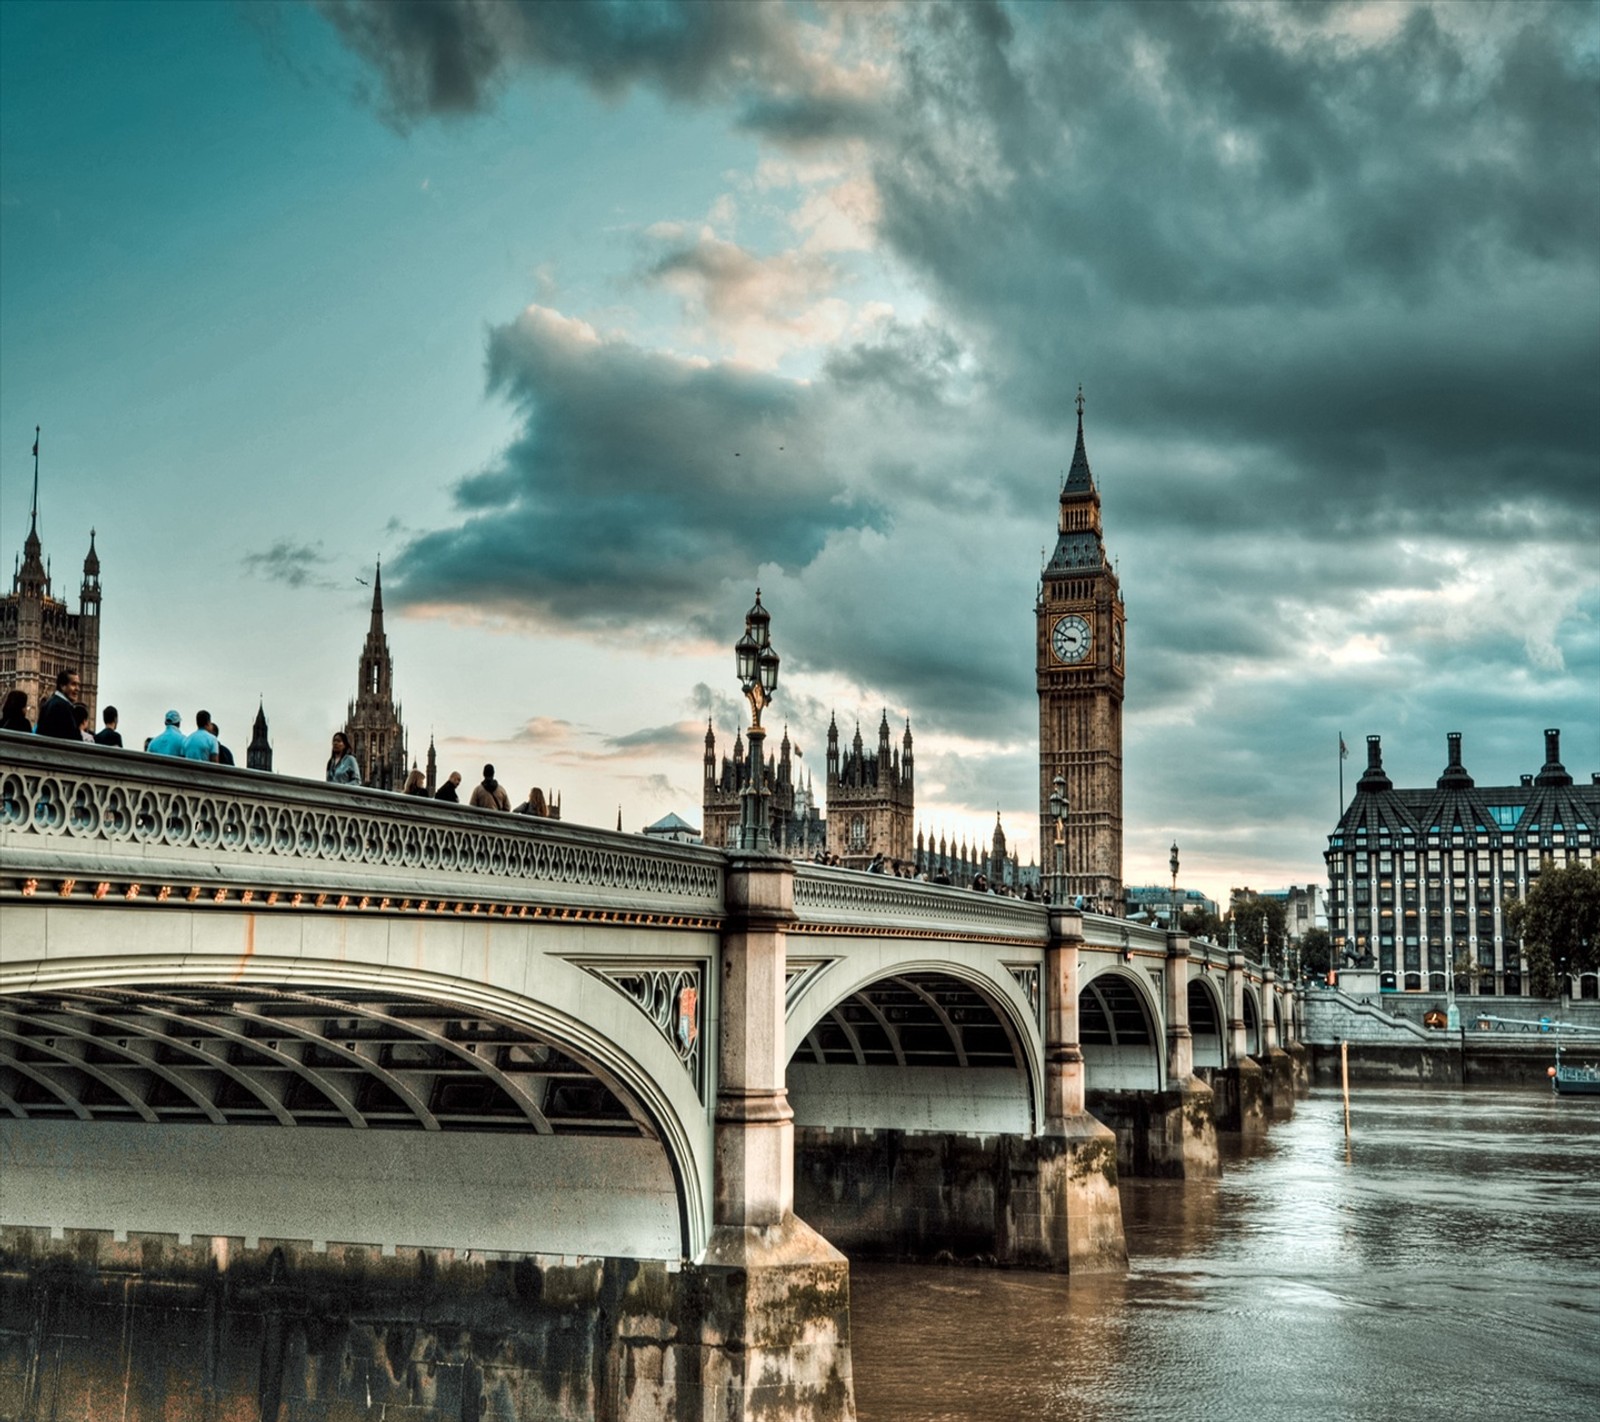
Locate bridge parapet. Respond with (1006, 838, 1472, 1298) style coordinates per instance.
(793, 863, 1048, 943)
(0, 736, 724, 918)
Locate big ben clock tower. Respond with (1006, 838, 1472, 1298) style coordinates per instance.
(1037, 389, 1125, 910)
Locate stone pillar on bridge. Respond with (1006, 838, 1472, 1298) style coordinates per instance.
(1042, 909, 1128, 1268)
(1285, 984, 1312, 1097)
(1257, 969, 1295, 1121)
(1161, 931, 1219, 1177)
(700, 852, 855, 1420)
(1212, 949, 1266, 1134)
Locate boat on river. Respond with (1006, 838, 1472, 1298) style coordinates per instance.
(1551, 1041, 1600, 1097)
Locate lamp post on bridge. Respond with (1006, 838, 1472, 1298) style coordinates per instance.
(1169, 841, 1180, 934)
(1049, 775, 1068, 906)
(734, 590, 781, 852)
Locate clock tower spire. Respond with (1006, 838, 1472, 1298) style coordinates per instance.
(1037, 388, 1125, 910)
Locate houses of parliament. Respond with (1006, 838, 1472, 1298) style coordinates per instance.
(703, 391, 1128, 902)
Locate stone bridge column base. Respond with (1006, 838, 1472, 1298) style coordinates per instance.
(793, 1120, 1126, 1273)
(1258, 1047, 1296, 1120)
(1204, 1058, 1268, 1134)
(691, 1217, 855, 1422)
(1084, 1080, 1221, 1180)
(1288, 1042, 1312, 1097)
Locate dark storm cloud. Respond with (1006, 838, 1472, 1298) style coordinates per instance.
(868, 1, 1599, 537)
(316, 0, 797, 123)
(242, 539, 338, 590)
(390, 306, 884, 628)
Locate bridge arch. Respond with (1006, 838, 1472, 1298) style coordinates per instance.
(1187, 973, 1226, 1070)
(1243, 984, 1262, 1057)
(785, 955, 1042, 1136)
(1079, 965, 1163, 1091)
(1, 929, 714, 1261)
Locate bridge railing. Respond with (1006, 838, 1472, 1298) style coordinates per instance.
(0, 735, 724, 918)
(793, 863, 1048, 943)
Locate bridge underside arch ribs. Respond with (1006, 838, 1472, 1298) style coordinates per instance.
(0, 986, 649, 1136)
(789, 972, 1032, 1135)
(1079, 974, 1160, 1091)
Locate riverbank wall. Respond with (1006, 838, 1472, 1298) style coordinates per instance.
(1302, 988, 1592, 1086)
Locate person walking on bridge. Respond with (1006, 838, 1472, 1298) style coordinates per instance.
(182, 711, 219, 763)
(94, 706, 122, 747)
(434, 771, 462, 802)
(0, 690, 30, 733)
(470, 764, 510, 810)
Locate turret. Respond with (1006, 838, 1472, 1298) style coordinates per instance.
(1437, 732, 1474, 789)
(826, 713, 840, 781)
(1358, 735, 1393, 792)
(1535, 728, 1572, 788)
(704, 719, 717, 782)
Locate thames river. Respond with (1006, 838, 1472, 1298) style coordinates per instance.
(850, 1086, 1600, 1421)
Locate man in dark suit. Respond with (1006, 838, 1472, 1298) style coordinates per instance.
(94, 705, 123, 747)
(35, 668, 81, 739)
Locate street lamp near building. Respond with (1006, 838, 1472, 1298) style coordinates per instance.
(1048, 775, 1068, 905)
(734, 590, 780, 852)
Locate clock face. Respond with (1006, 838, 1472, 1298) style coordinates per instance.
(1112, 621, 1123, 668)
(1052, 614, 1092, 665)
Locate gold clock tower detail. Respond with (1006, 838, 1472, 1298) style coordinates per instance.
(1037, 390, 1125, 910)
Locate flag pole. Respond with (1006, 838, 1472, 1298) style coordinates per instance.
(29, 426, 40, 531)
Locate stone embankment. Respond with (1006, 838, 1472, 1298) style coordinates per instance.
(1302, 989, 1597, 1086)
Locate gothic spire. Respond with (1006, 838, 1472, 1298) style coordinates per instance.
(1062, 385, 1095, 497)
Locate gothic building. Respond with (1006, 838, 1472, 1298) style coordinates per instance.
(247, 701, 273, 772)
(826, 712, 914, 868)
(1, 450, 101, 724)
(1037, 391, 1126, 910)
(343, 565, 408, 791)
(1326, 730, 1599, 997)
(702, 722, 821, 854)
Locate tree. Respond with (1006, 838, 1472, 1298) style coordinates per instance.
(1505, 862, 1600, 998)
(1228, 892, 1288, 970)
(1181, 905, 1224, 942)
(1299, 927, 1332, 979)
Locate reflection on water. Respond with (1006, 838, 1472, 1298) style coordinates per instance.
(850, 1087, 1600, 1421)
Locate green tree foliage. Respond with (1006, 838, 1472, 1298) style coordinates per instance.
(1181, 905, 1224, 942)
(1299, 927, 1332, 979)
(1506, 863, 1600, 997)
(1228, 893, 1288, 969)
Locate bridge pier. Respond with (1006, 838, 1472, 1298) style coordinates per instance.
(1208, 950, 1267, 1133)
(1256, 971, 1295, 1121)
(711, 853, 855, 1421)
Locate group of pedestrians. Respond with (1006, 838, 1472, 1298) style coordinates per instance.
(1, 667, 234, 764)
(323, 735, 547, 817)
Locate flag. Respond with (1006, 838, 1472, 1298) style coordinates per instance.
(1339, 735, 1348, 761)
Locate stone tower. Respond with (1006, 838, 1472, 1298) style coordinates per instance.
(702, 720, 802, 852)
(247, 701, 273, 772)
(343, 564, 408, 791)
(1037, 390, 1125, 909)
(825, 711, 914, 868)
(0, 433, 101, 723)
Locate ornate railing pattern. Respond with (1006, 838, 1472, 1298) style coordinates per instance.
(0, 738, 723, 916)
(793, 864, 1049, 944)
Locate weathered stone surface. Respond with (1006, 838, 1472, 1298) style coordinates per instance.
(0, 1227, 854, 1422)
(793, 1124, 1126, 1272)
(1257, 1048, 1296, 1121)
(1085, 1081, 1221, 1179)
(1201, 1059, 1267, 1135)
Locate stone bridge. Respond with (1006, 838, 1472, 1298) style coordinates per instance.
(0, 737, 1297, 1421)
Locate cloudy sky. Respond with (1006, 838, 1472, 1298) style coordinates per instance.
(2, 0, 1596, 904)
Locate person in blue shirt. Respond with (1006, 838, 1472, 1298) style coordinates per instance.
(182, 710, 219, 762)
(326, 731, 361, 785)
(147, 710, 187, 756)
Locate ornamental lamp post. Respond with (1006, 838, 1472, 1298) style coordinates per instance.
(1169, 841, 1180, 934)
(1049, 775, 1068, 905)
(734, 590, 780, 851)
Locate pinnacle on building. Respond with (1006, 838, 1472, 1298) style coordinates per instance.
(1, 430, 101, 722)
(343, 563, 408, 790)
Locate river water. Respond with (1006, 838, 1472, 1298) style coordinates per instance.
(849, 1086, 1600, 1421)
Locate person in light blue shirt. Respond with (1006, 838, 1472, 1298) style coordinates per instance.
(147, 710, 187, 757)
(182, 709, 220, 762)
(326, 731, 361, 785)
